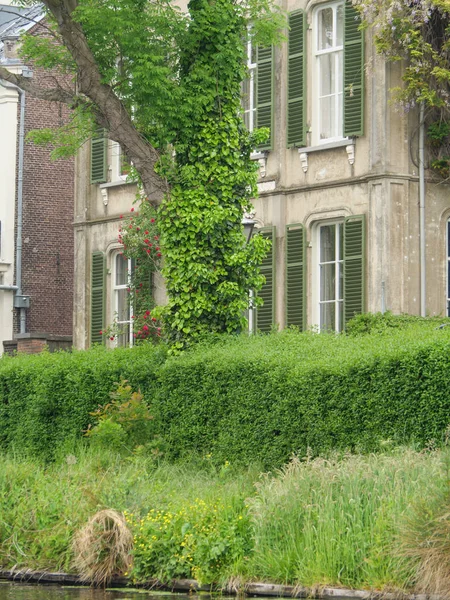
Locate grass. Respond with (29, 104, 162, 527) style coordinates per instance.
(0, 448, 447, 592)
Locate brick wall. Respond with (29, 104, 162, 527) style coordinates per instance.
(14, 22, 74, 338)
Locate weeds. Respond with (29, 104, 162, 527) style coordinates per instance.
(0, 448, 448, 592)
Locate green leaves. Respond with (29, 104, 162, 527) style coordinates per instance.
(156, 0, 271, 349)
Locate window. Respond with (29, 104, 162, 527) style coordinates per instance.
(313, 2, 344, 144)
(312, 215, 365, 332)
(242, 37, 257, 132)
(286, 2, 364, 148)
(111, 142, 131, 182)
(113, 252, 135, 347)
(318, 221, 344, 331)
(241, 34, 274, 149)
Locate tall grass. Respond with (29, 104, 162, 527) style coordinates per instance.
(0, 449, 447, 592)
(244, 450, 444, 589)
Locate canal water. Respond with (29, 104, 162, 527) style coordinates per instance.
(0, 582, 228, 600)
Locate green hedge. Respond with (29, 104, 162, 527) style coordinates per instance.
(0, 344, 167, 460)
(2, 321, 450, 466)
(154, 323, 450, 466)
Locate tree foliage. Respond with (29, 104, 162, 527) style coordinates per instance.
(1, 0, 284, 348)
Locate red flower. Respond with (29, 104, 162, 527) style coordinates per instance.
(157, 252, 161, 258)
(150, 218, 155, 223)
(131, 207, 135, 212)
(145, 310, 151, 316)
(127, 287, 131, 292)
(119, 215, 123, 219)
(132, 315, 136, 319)
(154, 235, 159, 240)
(156, 247, 160, 251)
(136, 227, 140, 231)
(110, 337, 114, 341)
(99, 330, 103, 335)
(148, 243, 152, 247)
(151, 317, 156, 322)
(144, 239, 149, 244)
(145, 230, 149, 235)
(143, 325, 149, 332)
(146, 249, 151, 255)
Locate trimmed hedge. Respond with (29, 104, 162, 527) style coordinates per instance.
(2, 321, 450, 465)
(154, 323, 450, 466)
(0, 344, 167, 460)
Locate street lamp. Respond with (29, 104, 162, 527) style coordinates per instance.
(242, 215, 256, 244)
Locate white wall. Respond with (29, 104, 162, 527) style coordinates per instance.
(0, 81, 18, 352)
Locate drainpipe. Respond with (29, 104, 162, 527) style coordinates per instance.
(1, 78, 27, 332)
(419, 102, 426, 317)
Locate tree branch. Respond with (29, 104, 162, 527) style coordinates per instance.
(0, 66, 75, 103)
(40, 0, 166, 199)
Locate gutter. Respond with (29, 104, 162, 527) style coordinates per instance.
(419, 103, 426, 317)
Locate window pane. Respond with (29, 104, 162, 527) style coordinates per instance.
(117, 288, 129, 322)
(115, 254, 128, 286)
(320, 96, 333, 140)
(336, 4, 344, 46)
(321, 302, 335, 331)
(321, 264, 336, 301)
(117, 324, 130, 348)
(318, 8, 333, 50)
(320, 225, 336, 263)
(320, 53, 333, 96)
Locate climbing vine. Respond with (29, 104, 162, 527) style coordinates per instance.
(154, 0, 273, 349)
(357, 0, 450, 175)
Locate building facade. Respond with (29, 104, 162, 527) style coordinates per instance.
(73, 0, 450, 348)
(0, 4, 74, 354)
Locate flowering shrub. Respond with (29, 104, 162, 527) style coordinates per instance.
(110, 196, 162, 344)
(127, 497, 252, 584)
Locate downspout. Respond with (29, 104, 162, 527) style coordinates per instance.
(419, 102, 426, 317)
(1, 79, 26, 332)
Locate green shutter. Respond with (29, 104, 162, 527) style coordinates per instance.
(256, 227, 276, 332)
(287, 11, 306, 148)
(286, 224, 306, 329)
(343, 215, 365, 326)
(90, 130, 107, 184)
(344, 1, 364, 137)
(256, 45, 274, 150)
(91, 252, 106, 345)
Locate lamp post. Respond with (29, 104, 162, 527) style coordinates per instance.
(242, 215, 256, 244)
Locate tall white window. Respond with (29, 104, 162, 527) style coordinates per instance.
(113, 252, 134, 347)
(313, 2, 344, 144)
(242, 36, 257, 131)
(318, 222, 344, 332)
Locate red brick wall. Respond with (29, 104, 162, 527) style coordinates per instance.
(14, 23, 74, 337)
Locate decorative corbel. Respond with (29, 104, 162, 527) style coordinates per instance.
(250, 151, 268, 178)
(101, 187, 108, 206)
(298, 151, 308, 173)
(346, 143, 355, 165)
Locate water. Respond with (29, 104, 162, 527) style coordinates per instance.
(0, 582, 218, 600)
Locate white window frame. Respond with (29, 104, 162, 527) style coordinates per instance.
(312, 220, 344, 332)
(242, 34, 257, 132)
(312, 1, 345, 146)
(112, 251, 134, 347)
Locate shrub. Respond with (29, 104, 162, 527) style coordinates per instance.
(3, 319, 450, 468)
(0, 343, 167, 461)
(152, 321, 450, 467)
